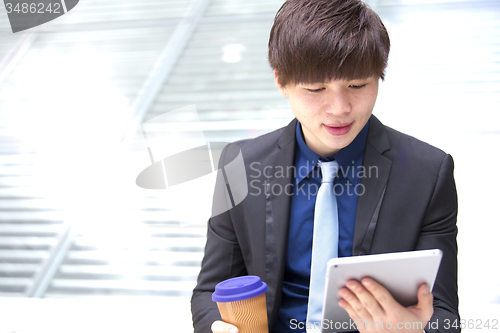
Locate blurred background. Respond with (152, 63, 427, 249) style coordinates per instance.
(0, 0, 499, 332)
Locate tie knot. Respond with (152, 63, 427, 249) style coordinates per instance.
(318, 160, 339, 183)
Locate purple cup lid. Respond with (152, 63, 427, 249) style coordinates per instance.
(212, 275, 268, 303)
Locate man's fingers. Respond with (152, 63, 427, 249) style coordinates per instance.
(344, 280, 384, 319)
(416, 283, 434, 320)
(211, 320, 239, 333)
(338, 298, 362, 323)
(360, 278, 402, 312)
(339, 288, 362, 318)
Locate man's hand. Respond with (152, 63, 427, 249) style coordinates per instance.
(211, 320, 239, 333)
(338, 278, 433, 332)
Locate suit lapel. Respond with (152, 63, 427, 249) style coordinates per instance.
(353, 116, 392, 256)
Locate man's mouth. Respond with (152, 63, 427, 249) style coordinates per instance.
(323, 123, 353, 136)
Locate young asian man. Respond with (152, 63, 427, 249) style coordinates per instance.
(191, 1, 459, 332)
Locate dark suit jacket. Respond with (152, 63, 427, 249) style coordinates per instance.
(192, 115, 459, 333)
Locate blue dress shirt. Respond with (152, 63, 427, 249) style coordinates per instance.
(272, 120, 369, 332)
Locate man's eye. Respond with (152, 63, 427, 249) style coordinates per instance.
(307, 88, 325, 93)
(349, 84, 366, 89)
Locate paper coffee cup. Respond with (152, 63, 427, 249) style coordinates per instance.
(212, 275, 269, 333)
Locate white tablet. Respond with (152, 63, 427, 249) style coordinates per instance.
(321, 249, 443, 333)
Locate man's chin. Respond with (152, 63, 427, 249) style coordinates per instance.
(326, 137, 354, 152)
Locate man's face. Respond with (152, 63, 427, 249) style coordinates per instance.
(275, 73, 379, 157)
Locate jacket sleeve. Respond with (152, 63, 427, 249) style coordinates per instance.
(416, 154, 460, 333)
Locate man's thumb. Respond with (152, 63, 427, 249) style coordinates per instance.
(211, 320, 239, 333)
(417, 284, 434, 319)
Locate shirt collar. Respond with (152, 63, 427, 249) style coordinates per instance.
(294, 120, 369, 185)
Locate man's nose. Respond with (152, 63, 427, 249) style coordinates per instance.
(324, 90, 352, 115)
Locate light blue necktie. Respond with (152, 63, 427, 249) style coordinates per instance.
(306, 160, 340, 333)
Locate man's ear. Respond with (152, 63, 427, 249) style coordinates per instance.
(274, 70, 288, 98)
